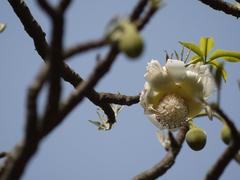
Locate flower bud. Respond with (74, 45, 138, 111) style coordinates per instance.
(186, 128, 207, 151)
(220, 124, 232, 145)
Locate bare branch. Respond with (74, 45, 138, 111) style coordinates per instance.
(25, 64, 50, 140)
(198, 0, 240, 18)
(137, 1, 163, 30)
(0, 152, 7, 159)
(0, 64, 50, 180)
(37, 0, 56, 18)
(205, 106, 240, 180)
(39, 45, 120, 137)
(130, 0, 149, 21)
(58, 0, 72, 13)
(133, 126, 188, 180)
(64, 38, 108, 60)
(98, 93, 140, 106)
(8, 0, 48, 59)
(7, 0, 116, 123)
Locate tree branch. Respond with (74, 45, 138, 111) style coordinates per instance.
(0, 64, 50, 180)
(205, 106, 240, 180)
(98, 93, 140, 106)
(198, 0, 240, 18)
(130, 0, 149, 21)
(63, 38, 108, 60)
(133, 126, 188, 180)
(0, 152, 7, 159)
(7, 0, 139, 126)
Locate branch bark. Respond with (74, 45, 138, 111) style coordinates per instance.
(133, 126, 188, 180)
(199, 0, 240, 18)
(205, 106, 240, 180)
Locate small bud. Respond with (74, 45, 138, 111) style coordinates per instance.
(186, 128, 207, 151)
(220, 124, 232, 145)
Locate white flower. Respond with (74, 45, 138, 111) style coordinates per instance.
(140, 59, 215, 130)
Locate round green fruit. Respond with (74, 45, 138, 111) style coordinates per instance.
(118, 26, 144, 58)
(220, 124, 232, 145)
(186, 128, 207, 151)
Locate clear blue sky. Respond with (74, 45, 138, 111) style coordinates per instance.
(0, 0, 240, 179)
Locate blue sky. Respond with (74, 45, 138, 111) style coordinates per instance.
(0, 0, 240, 179)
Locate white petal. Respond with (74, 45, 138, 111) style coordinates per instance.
(144, 59, 163, 82)
(144, 59, 174, 92)
(186, 63, 215, 98)
(165, 59, 186, 83)
(156, 130, 171, 149)
(140, 82, 160, 114)
(148, 114, 163, 129)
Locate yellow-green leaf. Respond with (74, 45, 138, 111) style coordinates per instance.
(223, 56, 240, 62)
(190, 55, 203, 62)
(199, 37, 214, 60)
(209, 49, 240, 62)
(179, 41, 203, 59)
(209, 60, 227, 82)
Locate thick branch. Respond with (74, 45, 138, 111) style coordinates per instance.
(0, 64, 50, 180)
(133, 126, 188, 180)
(199, 0, 240, 18)
(37, 0, 64, 128)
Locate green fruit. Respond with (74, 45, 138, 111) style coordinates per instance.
(118, 25, 144, 58)
(105, 18, 144, 58)
(220, 124, 232, 145)
(186, 128, 207, 151)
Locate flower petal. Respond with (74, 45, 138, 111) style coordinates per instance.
(144, 59, 174, 91)
(165, 59, 186, 83)
(144, 59, 163, 82)
(140, 82, 160, 114)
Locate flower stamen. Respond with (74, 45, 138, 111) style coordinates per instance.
(155, 94, 188, 129)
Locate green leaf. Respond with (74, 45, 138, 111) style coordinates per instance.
(223, 56, 240, 62)
(179, 41, 203, 59)
(209, 49, 240, 62)
(209, 60, 227, 82)
(88, 120, 101, 127)
(174, 50, 179, 60)
(199, 37, 214, 60)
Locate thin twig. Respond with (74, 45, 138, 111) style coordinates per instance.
(198, 0, 240, 18)
(130, 0, 148, 21)
(137, 2, 163, 31)
(63, 38, 108, 60)
(133, 126, 188, 180)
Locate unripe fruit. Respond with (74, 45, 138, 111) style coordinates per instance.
(186, 128, 207, 151)
(118, 25, 144, 58)
(105, 18, 144, 58)
(220, 124, 232, 145)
